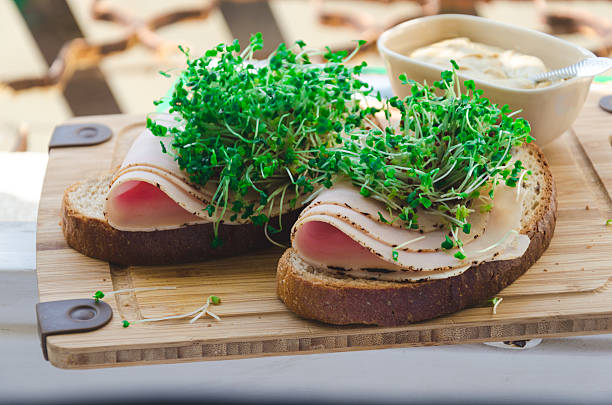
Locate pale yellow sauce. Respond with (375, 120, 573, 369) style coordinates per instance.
(409, 37, 552, 89)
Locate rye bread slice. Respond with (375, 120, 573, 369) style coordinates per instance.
(61, 174, 300, 266)
(276, 142, 556, 326)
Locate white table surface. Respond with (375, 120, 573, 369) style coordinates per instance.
(2, 153, 612, 405)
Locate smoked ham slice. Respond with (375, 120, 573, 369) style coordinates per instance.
(105, 115, 300, 231)
(292, 181, 530, 278)
(301, 183, 490, 249)
(105, 116, 252, 231)
(105, 180, 202, 231)
(105, 116, 219, 231)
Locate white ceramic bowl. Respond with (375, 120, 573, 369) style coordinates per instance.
(377, 14, 595, 145)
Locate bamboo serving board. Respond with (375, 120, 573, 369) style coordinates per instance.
(37, 87, 612, 369)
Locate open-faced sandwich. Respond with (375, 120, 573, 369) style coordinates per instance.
(277, 66, 556, 325)
(61, 35, 380, 265)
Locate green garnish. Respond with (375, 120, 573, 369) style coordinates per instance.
(92, 286, 176, 303)
(606, 219, 612, 226)
(441, 235, 454, 250)
(334, 64, 531, 252)
(150, 35, 532, 257)
(377, 211, 389, 223)
(148, 34, 375, 243)
(487, 296, 503, 314)
(454, 251, 466, 260)
(119, 295, 222, 329)
(93, 291, 104, 302)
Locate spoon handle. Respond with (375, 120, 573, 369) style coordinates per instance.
(530, 57, 612, 83)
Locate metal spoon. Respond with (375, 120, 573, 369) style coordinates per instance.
(529, 57, 612, 83)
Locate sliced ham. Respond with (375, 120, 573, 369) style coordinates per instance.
(104, 116, 219, 231)
(105, 114, 302, 232)
(306, 183, 450, 232)
(292, 182, 530, 275)
(300, 184, 489, 251)
(106, 180, 203, 230)
(106, 116, 249, 231)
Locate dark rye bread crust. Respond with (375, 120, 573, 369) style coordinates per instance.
(61, 183, 300, 266)
(276, 143, 557, 326)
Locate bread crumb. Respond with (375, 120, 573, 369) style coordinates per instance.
(585, 205, 590, 210)
(543, 269, 548, 272)
(586, 245, 592, 249)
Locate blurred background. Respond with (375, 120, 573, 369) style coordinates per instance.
(2, 0, 612, 153)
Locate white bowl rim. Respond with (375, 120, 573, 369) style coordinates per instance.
(377, 14, 596, 94)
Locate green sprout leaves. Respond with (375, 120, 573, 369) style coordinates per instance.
(334, 63, 532, 254)
(441, 235, 454, 250)
(93, 291, 104, 303)
(148, 36, 532, 258)
(148, 35, 374, 245)
(453, 251, 467, 260)
(487, 296, 504, 314)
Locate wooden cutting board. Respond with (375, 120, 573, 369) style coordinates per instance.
(37, 87, 612, 369)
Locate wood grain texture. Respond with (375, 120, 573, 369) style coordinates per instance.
(36, 98, 612, 369)
(572, 87, 612, 211)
